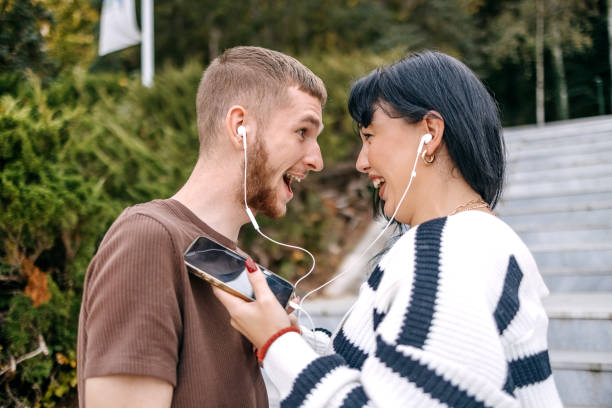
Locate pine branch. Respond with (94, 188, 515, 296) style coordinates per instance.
(0, 335, 49, 377)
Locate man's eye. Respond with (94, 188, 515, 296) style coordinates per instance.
(297, 129, 306, 138)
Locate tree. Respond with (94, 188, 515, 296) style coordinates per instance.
(39, 0, 99, 71)
(486, 0, 597, 124)
(0, 0, 53, 74)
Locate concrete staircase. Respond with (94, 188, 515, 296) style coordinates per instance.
(499, 116, 612, 407)
(304, 115, 612, 407)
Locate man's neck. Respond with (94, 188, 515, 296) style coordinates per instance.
(172, 157, 248, 242)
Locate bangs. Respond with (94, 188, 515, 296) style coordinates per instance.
(348, 68, 383, 128)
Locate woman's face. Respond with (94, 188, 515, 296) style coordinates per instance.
(355, 108, 424, 223)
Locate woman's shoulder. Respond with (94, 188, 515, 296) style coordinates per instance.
(376, 211, 541, 279)
(446, 211, 530, 254)
(443, 211, 544, 289)
(381, 212, 540, 282)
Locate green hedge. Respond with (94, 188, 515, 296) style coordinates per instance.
(0, 52, 393, 406)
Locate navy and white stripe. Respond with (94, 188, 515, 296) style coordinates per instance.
(263, 213, 562, 408)
(508, 350, 553, 389)
(494, 255, 523, 335)
(282, 355, 345, 408)
(398, 217, 446, 348)
(366, 265, 383, 291)
(332, 329, 367, 370)
(339, 386, 368, 408)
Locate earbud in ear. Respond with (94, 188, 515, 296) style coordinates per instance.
(237, 125, 246, 137)
(422, 133, 432, 144)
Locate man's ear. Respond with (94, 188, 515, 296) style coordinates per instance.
(422, 110, 445, 156)
(225, 105, 248, 151)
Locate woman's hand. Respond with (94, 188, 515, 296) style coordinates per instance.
(212, 259, 292, 349)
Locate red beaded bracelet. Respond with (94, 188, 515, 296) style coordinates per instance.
(257, 326, 301, 364)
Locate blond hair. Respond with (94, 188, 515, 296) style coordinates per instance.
(196, 46, 327, 153)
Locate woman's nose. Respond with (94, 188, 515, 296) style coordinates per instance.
(355, 145, 370, 173)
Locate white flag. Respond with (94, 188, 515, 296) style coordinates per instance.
(99, 0, 142, 56)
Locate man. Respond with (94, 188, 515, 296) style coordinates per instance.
(77, 46, 326, 407)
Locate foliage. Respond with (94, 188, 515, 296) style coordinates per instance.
(0, 0, 54, 75)
(0, 63, 201, 406)
(39, 0, 99, 71)
(486, 0, 596, 65)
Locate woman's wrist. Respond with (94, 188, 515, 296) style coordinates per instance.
(256, 326, 301, 364)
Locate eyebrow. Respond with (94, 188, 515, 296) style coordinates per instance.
(298, 114, 323, 131)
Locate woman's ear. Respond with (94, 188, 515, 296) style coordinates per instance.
(225, 105, 247, 151)
(423, 110, 444, 155)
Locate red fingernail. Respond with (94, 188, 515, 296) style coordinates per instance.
(245, 258, 257, 273)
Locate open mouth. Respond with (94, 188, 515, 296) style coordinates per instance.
(372, 177, 385, 189)
(283, 173, 303, 194)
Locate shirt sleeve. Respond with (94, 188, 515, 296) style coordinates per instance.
(299, 326, 334, 356)
(81, 213, 183, 386)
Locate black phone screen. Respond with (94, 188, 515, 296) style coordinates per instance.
(183, 236, 294, 307)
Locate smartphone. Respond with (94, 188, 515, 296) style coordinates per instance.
(183, 236, 295, 308)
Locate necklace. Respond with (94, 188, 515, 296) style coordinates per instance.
(450, 199, 491, 215)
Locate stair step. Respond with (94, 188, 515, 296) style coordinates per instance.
(502, 176, 612, 199)
(532, 248, 612, 271)
(565, 406, 609, 408)
(553, 367, 612, 407)
(508, 139, 612, 161)
(551, 350, 612, 407)
(507, 163, 612, 183)
(541, 266, 612, 291)
(504, 115, 612, 143)
(516, 222, 612, 234)
(550, 350, 612, 372)
(530, 242, 612, 252)
(549, 319, 612, 352)
(543, 293, 612, 320)
(540, 266, 612, 276)
(500, 208, 612, 230)
(507, 128, 609, 150)
(544, 275, 612, 292)
(507, 150, 612, 172)
(497, 192, 612, 215)
(519, 229, 612, 247)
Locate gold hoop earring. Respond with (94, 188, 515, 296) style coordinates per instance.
(422, 150, 435, 164)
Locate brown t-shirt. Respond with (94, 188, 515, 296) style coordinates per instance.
(77, 199, 268, 407)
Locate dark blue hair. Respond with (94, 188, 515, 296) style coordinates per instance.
(348, 51, 505, 215)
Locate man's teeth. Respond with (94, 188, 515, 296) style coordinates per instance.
(286, 174, 302, 183)
(373, 178, 385, 188)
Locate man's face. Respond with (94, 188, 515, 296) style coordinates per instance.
(245, 86, 324, 218)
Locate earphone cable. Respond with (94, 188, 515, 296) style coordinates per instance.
(295, 135, 429, 332)
(242, 132, 317, 333)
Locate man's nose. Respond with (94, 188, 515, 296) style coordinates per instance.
(305, 142, 324, 172)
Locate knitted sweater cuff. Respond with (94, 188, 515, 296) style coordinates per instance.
(262, 331, 319, 397)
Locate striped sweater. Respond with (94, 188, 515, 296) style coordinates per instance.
(263, 211, 563, 407)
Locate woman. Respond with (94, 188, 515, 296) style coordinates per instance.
(214, 51, 562, 407)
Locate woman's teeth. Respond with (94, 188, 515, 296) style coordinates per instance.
(373, 178, 385, 188)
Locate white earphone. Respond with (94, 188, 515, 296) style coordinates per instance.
(238, 125, 247, 150)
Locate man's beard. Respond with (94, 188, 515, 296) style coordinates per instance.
(242, 136, 286, 219)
